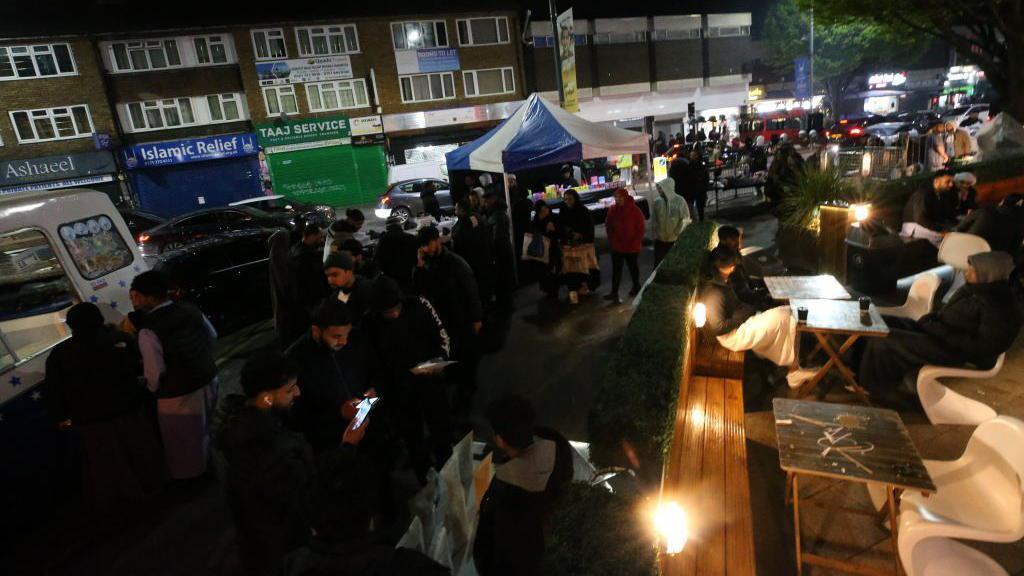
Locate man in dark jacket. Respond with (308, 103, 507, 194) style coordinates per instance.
(365, 276, 453, 483)
(131, 270, 218, 481)
(483, 189, 516, 308)
(680, 150, 709, 221)
(902, 171, 958, 246)
(699, 247, 806, 384)
(474, 395, 573, 576)
(284, 300, 363, 453)
(374, 216, 420, 292)
(217, 351, 369, 575)
(858, 251, 1021, 394)
(324, 253, 373, 326)
(291, 223, 331, 314)
(420, 181, 443, 221)
(716, 225, 771, 309)
(414, 226, 483, 418)
(955, 193, 1024, 256)
(452, 200, 495, 306)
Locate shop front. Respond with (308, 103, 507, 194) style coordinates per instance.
(120, 133, 262, 217)
(382, 101, 522, 167)
(256, 115, 386, 208)
(0, 150, 123, 204)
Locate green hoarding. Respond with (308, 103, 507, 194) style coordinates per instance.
(257, 115, 386, 207)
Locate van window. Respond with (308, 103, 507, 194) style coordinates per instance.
(0, 229, 75, 366)
(57, 215, 134, 280)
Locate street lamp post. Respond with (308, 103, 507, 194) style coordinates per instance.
(809, 4, 815, 109)
(549, 0, 565, 107)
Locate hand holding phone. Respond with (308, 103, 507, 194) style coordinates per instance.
(350, 397, 380, 430)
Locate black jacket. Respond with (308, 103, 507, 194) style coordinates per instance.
(285, 333, 359, 452)
(420, 191, 442, 220)
(559, 203, 595, 244)
(365, 296, 450, 395)
(484, 201, 514, 253)
(216, 395, 358, 575)
(413, 248, 482, 336)
(700, 274, 756, 337)
(473, 428, 574, 576)
(452, 215, 494, 277)
(956, 205, 1024, 255)
(291, 242, 331, 313)
(917, 281, 1021, 369)
(144, 301, 217, 398)
(903, 186, 956, 232)
(374, 227, 419, 290)
(333, 276, 374, 327)
(45, 327, 143, 425)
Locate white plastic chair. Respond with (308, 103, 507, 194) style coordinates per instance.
(898, 416, 1024, 576)
(937, 233, 990, 304)
(917, 353, 1005, 425)
(878, 273, 941, 321)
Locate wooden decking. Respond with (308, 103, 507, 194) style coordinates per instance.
(660, 327, 755, 576)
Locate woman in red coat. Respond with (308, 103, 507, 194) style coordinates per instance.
(604, 188, 646, 303)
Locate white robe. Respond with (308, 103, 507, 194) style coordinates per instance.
(716, 305, 797, 367)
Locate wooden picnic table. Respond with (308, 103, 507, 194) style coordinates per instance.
(764, 275, 852, 301)
(790, 299, 889, 401)
(773, 398, 935, 576)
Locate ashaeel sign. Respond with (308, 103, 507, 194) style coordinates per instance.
(1, 151, 116, 187)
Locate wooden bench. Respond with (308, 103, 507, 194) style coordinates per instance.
(661, 375, 755, 575)
(692, 328, 746, 380)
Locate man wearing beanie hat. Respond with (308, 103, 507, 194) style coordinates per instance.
(324, 252, 373, 325)
(857, 251, 1021, 398)
(365, 276, 454, 483)
(217, 350, 368, 574)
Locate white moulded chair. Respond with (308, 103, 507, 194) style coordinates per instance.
(898, 416, 1024, 576)
(937, 232, 990, 304)
(917, 353, 1005, 425)
(878, 273, 941, 321)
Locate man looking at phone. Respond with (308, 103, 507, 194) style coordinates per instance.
(414, 226, 483, 420)
(217, 351, 369, 575)
(284, 299, 364, 453)
(366, 275, 454, 484)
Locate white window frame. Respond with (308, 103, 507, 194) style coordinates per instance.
(0, 43, 78, 81)
(251, 28, 287, 60)
(306, 79, 369, 112)
(456, 16, 511, 46)
(652, 28, 702, 41)
(263, 85, 299, 116)
(192, 34, 230, 65)
(206, 93, 244, 123)
(592, 31, 647, 44)
(295, 24, 360, 56)
(9, 105, 94, 143)
(107, 38, 183, 72)
(706, 25, 751, 38)
(462, 67, 515, 98)
(398, 72, 456, 104)
(390, 20, 449, 50)
(123, 98, 197, 133)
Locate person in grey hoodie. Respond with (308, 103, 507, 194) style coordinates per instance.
(651, 176, 691, 266)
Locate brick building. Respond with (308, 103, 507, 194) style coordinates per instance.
(0, 38, 125, 202)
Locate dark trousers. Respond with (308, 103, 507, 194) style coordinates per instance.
(611, 252, 640, 295)
(449, 333, 480, 420)
(689, 195, 707, 222)
(393, 374, 454, 482)
(653, 240, 675, 267)
(494, 247, 515, 306)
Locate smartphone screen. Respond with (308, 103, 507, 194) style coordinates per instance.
(351, 397, 379, 430)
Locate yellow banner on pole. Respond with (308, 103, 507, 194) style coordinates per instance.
(557, 8, 579, 113)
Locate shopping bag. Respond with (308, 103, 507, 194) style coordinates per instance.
(522, 233, 550, 264)
(561, 245, 589, 275)
(583, 243, 600, 271)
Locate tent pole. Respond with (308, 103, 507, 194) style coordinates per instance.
(503, 171, 519, 285)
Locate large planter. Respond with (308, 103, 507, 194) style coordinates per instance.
(818, 205, 853, 280)
(777, 224, 820, 274)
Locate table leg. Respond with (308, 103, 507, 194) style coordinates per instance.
(796, 334, 839, 398)
(887, 485, 901, 576)
(785, 471, 794, 505)
(818, 334, 871, 403)
(793, 474, 803, 576)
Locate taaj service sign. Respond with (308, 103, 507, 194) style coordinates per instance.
(256, 115, 352, 153)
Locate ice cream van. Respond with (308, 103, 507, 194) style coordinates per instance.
(0, 188, 147, 530)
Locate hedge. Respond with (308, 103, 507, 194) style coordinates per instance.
(587, 220, 716, 475)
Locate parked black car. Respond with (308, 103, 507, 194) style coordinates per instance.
(376, 178, 454, 223)
(228, 194, 335, 227)
(153, 230, 273, 334)
(138, 205, 294, 257)
(118, 209, 166, 241)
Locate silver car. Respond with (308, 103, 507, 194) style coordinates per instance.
(375, 178, 454, 223)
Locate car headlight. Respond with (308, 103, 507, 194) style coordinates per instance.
(375, 208, 393, 220)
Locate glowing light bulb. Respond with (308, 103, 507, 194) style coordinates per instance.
(653, 501, 689, 554)
(693, 302, 707, 328)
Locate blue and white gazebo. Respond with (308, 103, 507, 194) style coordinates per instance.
(445, 93, 650, 174)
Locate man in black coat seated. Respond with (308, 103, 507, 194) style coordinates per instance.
(716, 225, 771, 310)
(858, 251, 1021, 395)
(955, 193, 1024, 256)
(901, 171, 958, 246)
(474, 395, 573, 576)
(216, 351, 369, 575)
